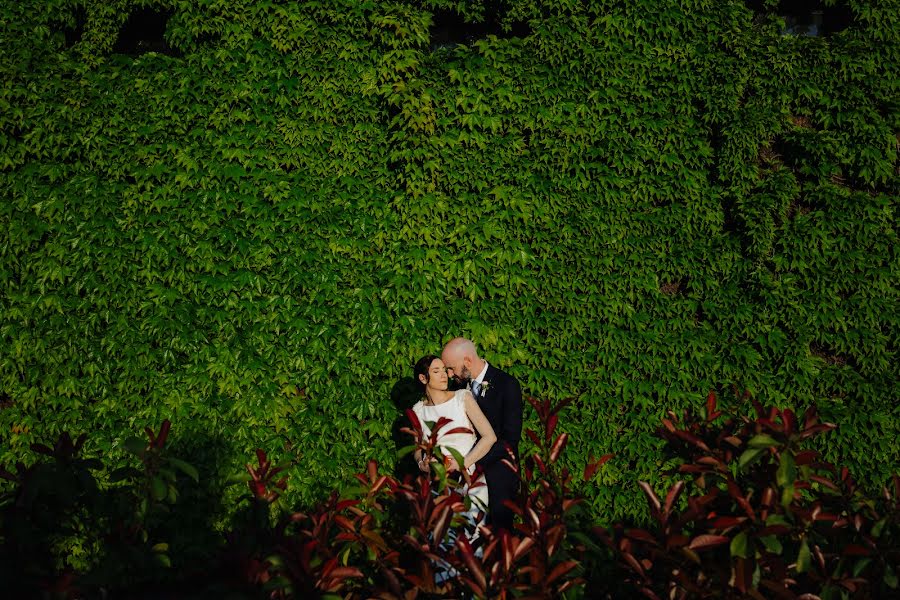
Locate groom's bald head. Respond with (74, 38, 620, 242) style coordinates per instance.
(441, 337, 484, 384)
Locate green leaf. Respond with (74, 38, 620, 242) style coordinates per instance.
(730, 531, 750, 559)
(167, 457, 199, 483)
(151, 476, 167, 501)
(852, 557, 871, 577)
(226, 472, 252, 484)
(262, 576, 292, 591)
(109, 466, 141, 483)
(765, 515, 790, 526)
(396, 444, 417, 458)
(759, 535, 782, 555)
(885, 563, 898, 589)
(738, 448, 764, 469)
(446, 446, 467, 474)
(776, 452, 796, 487)
(796, 538, 811, 573)
(747, 434, 779, 449)
(781, 484, 794, 510)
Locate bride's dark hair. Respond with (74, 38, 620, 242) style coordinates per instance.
(413, 355, 439, 396)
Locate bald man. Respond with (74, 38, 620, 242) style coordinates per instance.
(441, 337, 522, 532)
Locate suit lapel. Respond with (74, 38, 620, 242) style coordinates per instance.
(478, 364, 498, 401)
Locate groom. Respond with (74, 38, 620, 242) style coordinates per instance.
(441, 337, 522, 532)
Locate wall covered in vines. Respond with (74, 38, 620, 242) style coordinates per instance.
(1, 0, 897, 520)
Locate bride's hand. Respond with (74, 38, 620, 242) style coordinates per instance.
(446, 456, 462, 472)
(418, 456, 433, 473)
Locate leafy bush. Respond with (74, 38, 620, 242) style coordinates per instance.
(0, 421, 198, 598)
(1, 392, 897, 598)
(600, 392, 900, 599)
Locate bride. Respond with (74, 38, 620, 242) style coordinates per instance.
(411, 355, 496, 519)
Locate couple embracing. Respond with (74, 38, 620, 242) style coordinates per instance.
(411, 337, 523, 533)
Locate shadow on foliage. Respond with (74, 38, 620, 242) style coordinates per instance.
(430, 1, 531, 50)
(114, 7, 182, 57)
(49, 4, 87, 49)
(389, 376, 423, 481)
(0, 421, 238, 598)
(746, 0, 853, 36)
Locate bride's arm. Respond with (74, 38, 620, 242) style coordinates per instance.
(462, 392, 497, 469)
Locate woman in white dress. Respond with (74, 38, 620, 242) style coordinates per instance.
(411, 355, 496, 518)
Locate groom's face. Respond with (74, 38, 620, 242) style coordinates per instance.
(441, 352, 471, 386)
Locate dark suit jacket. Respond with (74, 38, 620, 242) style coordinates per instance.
(474, 364, 523, 468)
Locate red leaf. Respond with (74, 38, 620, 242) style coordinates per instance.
(432, 416, 454, 435)
(706, 391, 717, 422)
(758, 525, 790, 536)
(842, 544, 871, 556)
(672, 429, 710, 451)
(549, 433, 569, 462)
(456, 536, 486, 591)
(583, 453, 614, 481)
(513, 536, 535, 560)
(255, 449, 267, 468)
(546, 560, 578, 584)
(688, 534, 730, 550)
(733, 556, 751, 593)
(546, 413, 559, 443)
(525, 429, 542, 447)
(798, 423, 836, 440)
(724, 435, 743, 447)
(443, 427, 474, 436)
(663, 481, 685, 518)
(405, 408, 422, 434)
(156, 419, 171, 448)
(802, 404, 818, 429)
(551, 397, 574, 416)
(327, 566, 363, 579)
(500, 457, 518, 474)
(794, 450, 819, 466)
(726, 479, 756, 519)
(621, 551, 647, 578)
(625, 528, 659, 545)
(638, 482, 661, 515)
(369, 475, 389, 496)
(333, 515, 356, 531)
(782, 409, 796, 436)
(809, 475, 839, 491)
(758, 417, 781, 432)
(711, 516, 747, 529)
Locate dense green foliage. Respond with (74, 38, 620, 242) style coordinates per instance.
(1, 0, 897, 530)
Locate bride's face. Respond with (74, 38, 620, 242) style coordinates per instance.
(423, 358, 449, 391)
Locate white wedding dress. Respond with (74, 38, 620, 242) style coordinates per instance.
(412, 389, 489, 513)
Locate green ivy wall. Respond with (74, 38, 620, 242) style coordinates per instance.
(1, 0, 897, 521)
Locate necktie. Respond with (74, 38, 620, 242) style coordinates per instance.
(470, 380, 481, 397)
